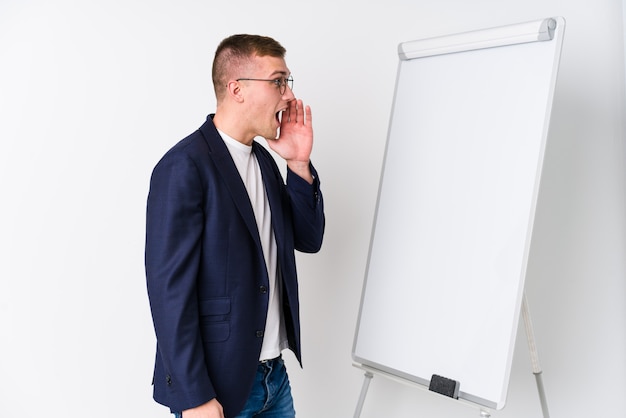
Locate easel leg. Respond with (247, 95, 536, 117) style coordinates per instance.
(522, 292, 550, 418)
(534, 371, 549, 417)
(354, 371, 374, 418)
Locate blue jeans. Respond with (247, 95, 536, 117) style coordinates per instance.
(174, 356, 295, 418)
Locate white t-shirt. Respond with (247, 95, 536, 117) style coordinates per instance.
(219, 130, 288, 361)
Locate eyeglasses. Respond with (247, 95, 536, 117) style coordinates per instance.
(236, 75, 293, 95)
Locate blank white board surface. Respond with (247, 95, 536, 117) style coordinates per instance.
(352, 17, 565, 410)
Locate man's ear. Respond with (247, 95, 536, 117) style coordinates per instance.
(226, 80, 245, 103)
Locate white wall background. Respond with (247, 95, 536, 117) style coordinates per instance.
(0, 1, 623, 417)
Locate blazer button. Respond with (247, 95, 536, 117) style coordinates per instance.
(259, 285, 268, 294)
(166, 375, 172, 385)
(256, 330, 264, 338)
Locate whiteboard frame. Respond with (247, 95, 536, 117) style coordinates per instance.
(352, 17, 565, 411)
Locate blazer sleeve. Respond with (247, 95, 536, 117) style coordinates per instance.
(145, 150, 216, 411)
(286, 162, 325, 253)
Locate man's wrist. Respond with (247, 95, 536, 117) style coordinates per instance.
(286, 160, 313, 184)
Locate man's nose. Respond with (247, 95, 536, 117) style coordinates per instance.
(283, 85, 295, 100)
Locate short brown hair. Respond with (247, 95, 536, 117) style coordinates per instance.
(212, 34, 286, 101)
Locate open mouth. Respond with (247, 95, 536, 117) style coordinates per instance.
(272, 111, 284, 139)
(276, 108, 288, 125)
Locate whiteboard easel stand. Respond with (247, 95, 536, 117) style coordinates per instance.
(353, 371, 374, 418)
(352, 364, 492, 418)
(353, 292, 550, 418)
(521, 292, 550, 418)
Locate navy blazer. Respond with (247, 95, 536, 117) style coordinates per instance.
(145, 115, 325, 416)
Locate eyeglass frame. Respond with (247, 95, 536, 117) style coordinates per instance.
(235, 75, 293, 95)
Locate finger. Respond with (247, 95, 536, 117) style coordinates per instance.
(305, 105, 312, 125)
(288, 100, 298, 122)
(294, 99, 302, 124)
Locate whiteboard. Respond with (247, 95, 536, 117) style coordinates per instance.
(352, 17, 565, 410)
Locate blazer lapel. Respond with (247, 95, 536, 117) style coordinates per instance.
(253, 142, 285, 251)
(198, 117, 262, 248)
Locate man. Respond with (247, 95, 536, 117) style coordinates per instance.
(145, 34, 325, 418)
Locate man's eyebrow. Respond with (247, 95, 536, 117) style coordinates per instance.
(269, 70, 289, 77)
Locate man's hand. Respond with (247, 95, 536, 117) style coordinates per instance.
(268, 99, 314, 183)
(182, 399, 224, 418)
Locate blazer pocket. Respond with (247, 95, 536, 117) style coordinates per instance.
(199, 297, 231, 342)
(200, 321, 230, 342)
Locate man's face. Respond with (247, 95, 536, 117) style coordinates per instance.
(239, 55, 295, 141)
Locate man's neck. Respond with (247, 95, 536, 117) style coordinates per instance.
(213, 108, 254, 146)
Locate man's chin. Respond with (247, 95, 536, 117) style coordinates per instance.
(263, 129, 279, 141)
